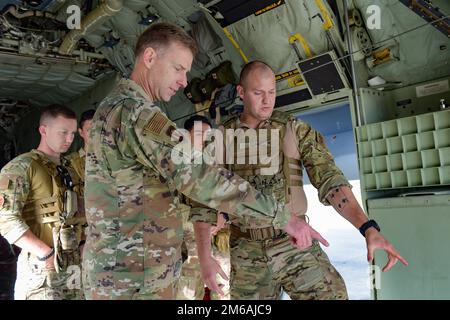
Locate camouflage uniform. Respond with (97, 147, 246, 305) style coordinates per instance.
(176, 199, 204, 300)
(0, 149, 85, 300)
(82, 78, 290, 300)
(194, 110, 349, 300)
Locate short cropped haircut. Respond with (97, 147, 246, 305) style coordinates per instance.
(135, 22, 198, 58)
(239, 60, 274, 86)
(40, 104, 76, 125)
(79, 109, 95, 128)
(184, 115, 212, 132)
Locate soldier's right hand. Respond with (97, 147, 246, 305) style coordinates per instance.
(283, 215, 329, 250)
(199, 255, 228, 296)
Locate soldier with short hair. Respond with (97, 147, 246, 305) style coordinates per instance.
(194, 61, 409, 300)
(68, 109, 95, 186)
(82, 22, 319, 300)
(0, 104, 85, 300)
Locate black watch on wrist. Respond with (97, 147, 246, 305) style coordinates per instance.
(359, 219, 380, 237)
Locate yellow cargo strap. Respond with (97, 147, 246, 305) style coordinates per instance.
(223, 27, 249, 63)
(315, 0, 334, 30)
(289, 33, 313, 58)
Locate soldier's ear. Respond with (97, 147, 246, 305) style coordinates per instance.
(236, 84, 245, 100)
(38, 124, 47, 136)
(142, 47, 157, 69)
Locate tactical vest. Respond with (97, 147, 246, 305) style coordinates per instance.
(21, 151, 85, 271)
(69, 149, 85, 183)
(221, 110, 307, 228)
(68, 149, 86, 195)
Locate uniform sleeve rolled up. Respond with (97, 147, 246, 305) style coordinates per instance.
(0, 158, 31, 244)
(296, 121, 352, 205)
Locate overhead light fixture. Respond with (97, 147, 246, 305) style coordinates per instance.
(139, 12, 159, 26)
(24, 0, 43, 7)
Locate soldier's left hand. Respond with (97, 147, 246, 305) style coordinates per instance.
(365, 228, 409, 272)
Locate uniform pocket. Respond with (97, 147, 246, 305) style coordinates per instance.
(25, 255, 53, 295)
(46, 269, 66, 288)
(291, 249, 326, 291)
(59, 226, 79, 250)
(26, 270, 47, 292)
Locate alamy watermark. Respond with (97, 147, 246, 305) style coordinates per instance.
(366, 5, 381, 30)
(170, 121, 281, 175)
(66, 5, 81, 30)
(65, 4, 383, 31)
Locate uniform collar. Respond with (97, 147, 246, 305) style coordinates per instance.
(32, 149, 61, 165)
(119, 78, 152, 102)
(236, 115, 272, 129)
(78, 148, 86, 158)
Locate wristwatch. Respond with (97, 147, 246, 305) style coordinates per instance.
(359, 219, 380, 237)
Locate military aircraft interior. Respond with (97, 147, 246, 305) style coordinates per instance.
(0, 0, 449, 300)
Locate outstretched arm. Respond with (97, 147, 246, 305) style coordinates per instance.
(297, 120, 408, 271)
(326, 186, 408, 271)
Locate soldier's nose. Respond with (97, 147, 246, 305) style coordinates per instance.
(179, 74, 188, 89)
(67, 135, 74, 144)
